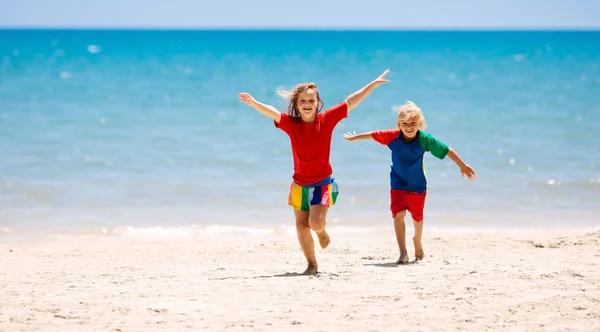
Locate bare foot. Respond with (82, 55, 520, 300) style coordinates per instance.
(413, 237, 424, 260)
(316, 230, 330, 249)
(302, 264, 318, 275)
(395, 253, 409, 264)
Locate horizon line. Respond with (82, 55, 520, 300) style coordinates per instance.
(1, 26, 599, 32)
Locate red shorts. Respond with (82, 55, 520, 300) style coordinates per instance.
(390, 189, 426, 221)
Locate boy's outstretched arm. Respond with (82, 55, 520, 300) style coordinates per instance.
(343, 131, 374, 142)
(345, 69, 390, 112)
(446, 148, 477, 180)
(238, 92, 282, 123)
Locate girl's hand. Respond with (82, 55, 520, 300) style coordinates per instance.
(372, 69, 390, 87)
(343, 131, 358, 141)
(238, 92, 257, 107)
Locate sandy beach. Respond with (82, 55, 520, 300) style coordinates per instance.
(1, 227, 599, 331)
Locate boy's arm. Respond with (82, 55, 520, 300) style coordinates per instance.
(343, 131, 374, 142)
(345, 69, 390, 112)
(446, 148, 477, 180)
(239, 92, 282, 123)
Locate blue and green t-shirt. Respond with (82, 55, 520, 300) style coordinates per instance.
(372, 129, 449, 193)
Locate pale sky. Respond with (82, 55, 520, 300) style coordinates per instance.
(1, 0, 599, 29)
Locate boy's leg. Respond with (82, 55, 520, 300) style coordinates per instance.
(408, 192, 427, 260)
(309, 204, 330, 249)
(294, 209, 318, 275)
(393, 211, 409, 264)
(413, 219, 424, 260)
(391, 189, 409, 263)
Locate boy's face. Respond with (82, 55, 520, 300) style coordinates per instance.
(398, 115, 420, 139)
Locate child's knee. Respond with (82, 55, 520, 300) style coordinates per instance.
(393, 211, 406, 220)
(308, 205, 328, 232)
(412, 213, 424, 222)
(295, 212, 310, 229)
(296, 218, 310, 229)
(308, 216, 326, 232)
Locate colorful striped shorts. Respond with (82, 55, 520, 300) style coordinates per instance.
(288, 177, 339, 211)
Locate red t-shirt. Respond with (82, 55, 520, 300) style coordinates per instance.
(275, 101, 348, 186)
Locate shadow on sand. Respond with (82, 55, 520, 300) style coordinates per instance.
(364, 259, 420, 268)
(209, 271, 339, 281)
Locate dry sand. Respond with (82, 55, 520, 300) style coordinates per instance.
(1, 227, 599, 331)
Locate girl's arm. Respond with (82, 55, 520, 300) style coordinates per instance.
(343, 131, 374, 142)
(238, 92, 282, 123)
(345, 69, 390, 112)
(446, 148, 477, 180)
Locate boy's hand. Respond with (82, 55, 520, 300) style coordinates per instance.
(343, 131, 359, 142)
(238, 92, 257, 107)
(460, 165, 477, 180)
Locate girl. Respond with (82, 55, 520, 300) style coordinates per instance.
(344, 101, 476, 264)
(238, 70, 390, 275)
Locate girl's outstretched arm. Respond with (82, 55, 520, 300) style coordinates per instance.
(345, 69, 390, 112)
(446, 148, 477, 180)
(239, 92, 282, 123)
(343, 131, 374, 142)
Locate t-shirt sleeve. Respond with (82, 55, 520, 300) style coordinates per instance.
(322, 101, 348, 129)
(371, 129, 400, 146)
(274, 112, 291, 134)
(418, 130, 449, 159)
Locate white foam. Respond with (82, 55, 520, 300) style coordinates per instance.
(328, 226, 388, 236)
(201, 224, 276, 236)
(120, 226, 193, 238)
(426, 226, 600, 238)
(87, 45, 101, 54)
(1, 223, 598, 243)
(89, 225, 283, 238)
(59, 71, 71, 80)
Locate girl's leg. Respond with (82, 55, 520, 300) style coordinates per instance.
(393, 211, 409, 264)
(294, 209, 318, 275)
(309, 204, 330, 248)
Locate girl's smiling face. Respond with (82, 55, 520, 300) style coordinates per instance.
(296, 88, 319, 123)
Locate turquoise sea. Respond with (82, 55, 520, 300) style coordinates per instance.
(1, 30, 599, 236)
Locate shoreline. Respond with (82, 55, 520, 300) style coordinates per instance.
(1, 222, 599, 239)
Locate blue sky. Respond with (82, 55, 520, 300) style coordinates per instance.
(1, 0, 599, 29)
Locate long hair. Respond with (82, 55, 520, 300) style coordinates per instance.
(277, 82, 324, 122)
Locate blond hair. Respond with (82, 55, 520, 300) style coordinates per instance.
(397, 101, 427, 129)
(277, 82, 324, 122)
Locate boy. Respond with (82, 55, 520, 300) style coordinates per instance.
(344, 101, 476, 263)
